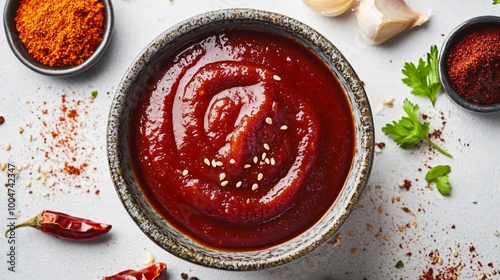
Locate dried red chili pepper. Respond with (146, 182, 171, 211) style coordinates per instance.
(103, 262, 167, 280)
(4, 210, 111, 240)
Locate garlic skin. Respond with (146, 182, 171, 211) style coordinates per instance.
(356, 0, 429, 45)
(303, 0, 357, 17)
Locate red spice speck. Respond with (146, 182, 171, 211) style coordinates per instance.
(0, 116, 4, 124)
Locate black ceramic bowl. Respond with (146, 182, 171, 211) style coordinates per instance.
(3, 0, 114, 77)
(438, 15, 500, 113)
(107, 8, 374, 271)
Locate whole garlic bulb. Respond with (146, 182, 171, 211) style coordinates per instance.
(303, 0, 357, 17)
(356, 0, 429, 45)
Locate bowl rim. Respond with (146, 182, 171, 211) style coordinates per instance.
(107, 8, 374, 270)
(438, 15, 500, 113)
(3, 0, 114, 77)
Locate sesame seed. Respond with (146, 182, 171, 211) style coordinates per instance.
(211, 159, 217, 168)
(35, 174, 41, 180)
(253, 156, 258, 164)
(452, 249, 459, 257)
(229, 158, 235, 164)
(49, 181, 56, 187)
(252, 183, 259, 191)
(244, 164, 251, 169)
(182, 169, 189, 176)
(383, 97, 395, 107)
(261, 152, 267, 160)
(18, 127, 24, 134)
(219, 173, 226, 181)
(257, 173, 263, 181)
(26, 181, 31, 187)
(270, 158, 276, 165)
(5, 143, 11, 151)
(204, 158, 210, 166)
(236, 181, 242, 188)
(264, 158, 270, 164)
(265, 117, 273, 124)
(47, 165, 53, 173)
(216, 161, 223, 167)
(263, 143, 270, 150)
(221, 181, 229, 187)
(351, 248, 358, 255)
(280, 125, 288, 130)
(273, 75, 281, 81)
(378, 206, 383, 213)
(384, 235, 391, 241)
(0, 163, 6, 171)
(367, 224, 373, 232)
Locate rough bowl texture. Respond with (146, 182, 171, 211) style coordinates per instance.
(107, 8, 374, 271)
(438, 15, 500, 113)
(3, 0, 114, 77)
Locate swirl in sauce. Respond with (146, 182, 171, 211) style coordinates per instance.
(130, 30, 355, 250)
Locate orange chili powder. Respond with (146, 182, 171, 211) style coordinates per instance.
(15, 0, 105, 67)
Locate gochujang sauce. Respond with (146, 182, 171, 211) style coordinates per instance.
(129, 30, 355, 251)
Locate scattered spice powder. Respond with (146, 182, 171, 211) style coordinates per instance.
(446, 27, 500, 104)
(15, 0, 105, 67)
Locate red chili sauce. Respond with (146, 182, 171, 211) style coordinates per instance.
(129, 30, 355, 251)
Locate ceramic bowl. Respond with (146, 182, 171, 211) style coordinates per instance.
(3, 0, 114, 77)
(438, 15, 500, 113)
(107, 8, 374, 270)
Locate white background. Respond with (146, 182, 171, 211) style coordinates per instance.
(1, 0, 499, 279)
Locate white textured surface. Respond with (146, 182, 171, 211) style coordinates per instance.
(1, 0, 499, 279)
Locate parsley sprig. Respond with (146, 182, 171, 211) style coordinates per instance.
(425, 165, 452, 196)
(494, 0, 500, 4)
(382, 98, 452, 158)
(402, 45, 442, 106)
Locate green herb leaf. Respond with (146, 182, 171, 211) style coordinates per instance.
(91, 90, 98, 98)
(494, 0, 500, 4)
(382, 99, 452, 158)
(425, 165, 452, 196)
(402, 45, 442, 105)
(395, 260, 404, 268)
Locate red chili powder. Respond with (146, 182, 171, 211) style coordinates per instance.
(446, 27, 500, 105)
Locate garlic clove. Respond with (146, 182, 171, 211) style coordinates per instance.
(303, 0, 357, 17)
(356, 0, 429, 45)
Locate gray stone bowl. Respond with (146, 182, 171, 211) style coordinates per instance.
(107, 8, 374, 271)
(3, 0, 114, 77)
(438, 15, 500, 113)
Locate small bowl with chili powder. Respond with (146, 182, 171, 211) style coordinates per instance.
(439, 16, 500, 113)
(3, 0, 114, 77)
(108, 9, 374, 271)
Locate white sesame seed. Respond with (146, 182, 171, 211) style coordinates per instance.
(236, 181, 242, 188)
(17, 164, 22, 171)
(35, 174, 41, 180)
(265, 158, 270, 164)
(211, 159, 217, 168)
(221, 180, 229, 187)
(273, 75, 281, 81)
(270, 158, 276, 165)
(253, 156, 258, 164)
(42, 192, 50, 197)
(452, 249, 459, 257)
(244, 164, 251, 169)
(47, 165, 53, 173)
(263, 143, 270, 150)
(29, 134, 33, 142)
(280, 125, 288, 130)
(49, 181, 56, 187)
(204, 158, 210, 166)
(257, 173, 263, 181)
(0, 163, 6, 171)
(219, 173, 226, 181)
(36, 164, 41, 172)
(182, 169, 189, 176)
(26, 181, 31, 187)
(229, 158, 236, 164)
(5, 143, 11, 151)
(216, 161, 223, 167)
(265, 117, 273, 124)
(251, 183, 259, 191)
(261, 152, 267, 160)
(18, 127, 24, 134)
